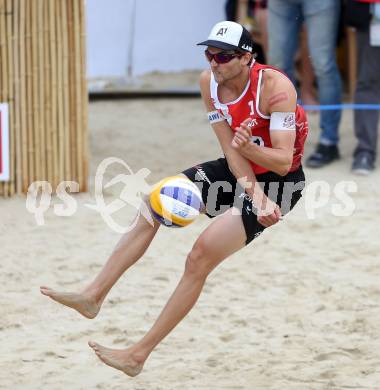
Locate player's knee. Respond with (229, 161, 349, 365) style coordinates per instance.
(140, 195, 160, 229)
(184, 239, 215, 279)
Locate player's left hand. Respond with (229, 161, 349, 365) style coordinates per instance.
(256, 196, 282, 227)
(231, 118, 252, 150)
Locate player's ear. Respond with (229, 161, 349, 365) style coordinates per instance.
(241, 52, 252, 66)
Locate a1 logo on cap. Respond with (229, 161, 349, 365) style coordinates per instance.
(216, 27, 228, 37)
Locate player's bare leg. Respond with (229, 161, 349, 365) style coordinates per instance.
(40, 203, 160, 319)
(89, 208, 247, 375)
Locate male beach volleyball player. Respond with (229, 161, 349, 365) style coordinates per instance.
(40, 21, 308, 376)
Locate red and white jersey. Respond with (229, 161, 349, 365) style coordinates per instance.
(210, 60, 308, 175)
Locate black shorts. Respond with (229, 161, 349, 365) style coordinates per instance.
(182, 158, 305, 245)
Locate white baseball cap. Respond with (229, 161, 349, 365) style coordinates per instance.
(197, 21, 253, 53)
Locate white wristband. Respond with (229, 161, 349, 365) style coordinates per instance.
(270, 112, 296, 131)
(207, 110, 225, 124)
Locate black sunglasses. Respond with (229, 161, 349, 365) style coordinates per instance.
(204, 49, 243, 64)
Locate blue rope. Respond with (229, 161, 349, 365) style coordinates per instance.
(300, 103, 380, 111)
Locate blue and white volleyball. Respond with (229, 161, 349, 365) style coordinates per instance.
(149, 176, 203, 227)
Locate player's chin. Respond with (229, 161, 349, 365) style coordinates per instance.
(212, 72, 224, 84)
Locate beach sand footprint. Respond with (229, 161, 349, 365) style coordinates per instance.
(205, 356, 219, 368)
(219, 333, 235, 343)
(314, 351, 352, 361)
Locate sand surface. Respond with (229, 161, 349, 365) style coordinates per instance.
(1, 98, 380, 390)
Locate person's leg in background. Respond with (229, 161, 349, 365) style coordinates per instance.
(225, 0, 237, 21)
(267, 0, 303, 82)
(255, 5, 268, 57)
(299, 27, 318, 106)
(247, 1, 268, 63)
(352, 29, 380, 174)
(304, 0, 342, 168)
(267, 1, 317, 105)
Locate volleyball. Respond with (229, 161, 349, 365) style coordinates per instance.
(149, 176, 203, 227)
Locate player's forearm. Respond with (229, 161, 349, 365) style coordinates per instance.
(224, 148, 266, 202)
(209, 122, 266, 200)
(239, 143, 292, 176)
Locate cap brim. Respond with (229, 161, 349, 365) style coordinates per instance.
(197, 40, 239, 51)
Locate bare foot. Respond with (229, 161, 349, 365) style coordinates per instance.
(40, 286, 101, 319)
(88, 341, 144, 377)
